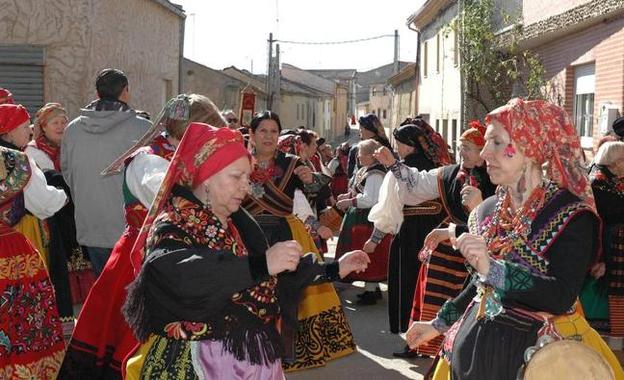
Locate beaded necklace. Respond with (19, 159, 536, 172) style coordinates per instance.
(483, 180, 555, 259)
(250, 157, 276, 198)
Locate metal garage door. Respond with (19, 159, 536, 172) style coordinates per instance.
(0, 45, 44, 116)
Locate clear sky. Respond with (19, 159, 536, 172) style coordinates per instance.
(172, 0, 425, 74)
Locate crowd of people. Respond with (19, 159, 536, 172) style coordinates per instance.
(1, 67, 624, 379)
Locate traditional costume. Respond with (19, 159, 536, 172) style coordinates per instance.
(368, 122, 448, 334)
(590, 164, 624, 336)
(123, 123, 347, 379)
(0, 105, 67, 378)
(243, 144, 355, 371)
(23, 103, 84, 340)
(386, 121, 495, 356)
(334, 158, 389, 294)
(429, 98, 624, 380)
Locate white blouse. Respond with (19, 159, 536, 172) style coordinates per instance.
(24, 157, 67, 219)
(368, 164, 441, 234)
(24, 145, 55, 171)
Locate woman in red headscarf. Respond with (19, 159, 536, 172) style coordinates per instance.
(407, 98, 624, 380)
(0, 104, 68, 378)
(122, 123, 369, 379)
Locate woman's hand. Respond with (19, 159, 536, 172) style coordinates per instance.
(336, 192, 350, 201)
(460, 185, 483, 212)
(456, 233, 490, 276)
(406, 321, 439, 350)
(266, 240, 302, 275)
(363, 239, 377, 254)
(317, 225, 333, 240)
(338, 250, 370, 278)
(294, 166, 314, 184)
(373, 146, 396, 167)
(590, 262, 606, 279)
(423, 228, 450, 251)
(335, 198, 352, 211)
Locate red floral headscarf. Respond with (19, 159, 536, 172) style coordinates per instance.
(485, 98, 594, 208)
(460, 120, 486, 147)
(277, 134, 303, 156)
(130, 122, 250, 272)
(0, 104, 30, 134)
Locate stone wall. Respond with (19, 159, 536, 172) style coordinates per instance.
(523, 0, 591, 27)
(0, 0, 182, 118)
(183, 58, 247, 112)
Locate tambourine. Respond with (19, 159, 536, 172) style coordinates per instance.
(519, 338, 614, 380)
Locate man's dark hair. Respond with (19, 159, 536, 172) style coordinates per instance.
(96, 68, 128, 100)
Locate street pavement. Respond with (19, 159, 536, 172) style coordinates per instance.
(288, 238, 432, 380)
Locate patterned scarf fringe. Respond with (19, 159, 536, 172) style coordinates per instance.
(219, 324, 283, 365)
(123, 266, 283, 365)
(123, 267, 152, 343)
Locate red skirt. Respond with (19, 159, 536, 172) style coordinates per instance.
(0, 224, 65, 378)
(59, 228, 140, 378)
(344, 224, 392, 282)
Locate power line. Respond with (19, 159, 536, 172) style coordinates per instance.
(276, 34, 395, 45)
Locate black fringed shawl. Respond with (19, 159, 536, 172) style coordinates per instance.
(124, 185, 340, 365)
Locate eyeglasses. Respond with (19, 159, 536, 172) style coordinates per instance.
(227, 118, 239, 124)
(458, 144, 479, 153)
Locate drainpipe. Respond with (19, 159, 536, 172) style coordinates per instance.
(408, 22, 420, 116)
(178, 15, 185, 94)
(458, 0, 465, 128)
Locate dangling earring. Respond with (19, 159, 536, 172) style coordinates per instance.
(517, 164, 527, 194)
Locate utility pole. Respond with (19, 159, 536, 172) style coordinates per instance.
(273, 43, 281, 114)
(267, 33, 274, 109)
(393, 29, 400, 74)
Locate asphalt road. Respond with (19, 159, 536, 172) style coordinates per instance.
(287, 238, 432, 380)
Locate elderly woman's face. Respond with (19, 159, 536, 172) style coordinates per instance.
(458, 140, 483, 169)
(42, 115, 68, 145)
(396, 141, 415, 159)
(203, 156, 251, 219)
(3, 121, 31, 148)
(251, 119, 279, 157)
(480, 121, 526, 186)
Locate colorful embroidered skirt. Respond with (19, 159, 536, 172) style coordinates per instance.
(60, 228, 140, 379)
(0, 224, 65, 379)
(607, 224, 624, 336)
(411, 241, 468, 356)
(126, 335, 284, 380)
(282, 215, 355, 372)
(13, 214, 49, 270)
(430, 304, 624, 380)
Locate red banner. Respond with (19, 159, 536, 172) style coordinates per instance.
(239, 90, 256, 127)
